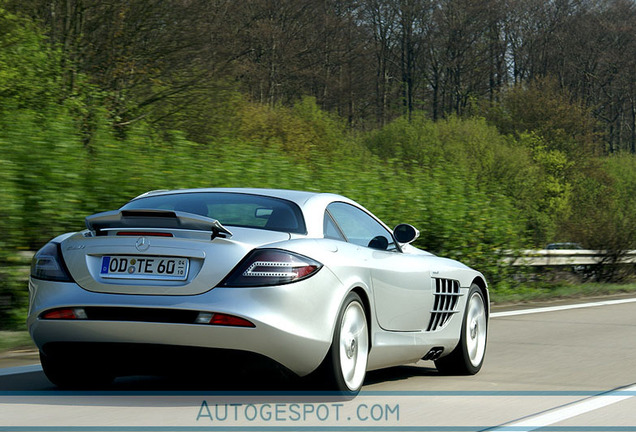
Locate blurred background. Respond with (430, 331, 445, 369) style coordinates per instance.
(1, 0, 636, 331)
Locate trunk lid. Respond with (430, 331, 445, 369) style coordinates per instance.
(61, 210, 291, 295)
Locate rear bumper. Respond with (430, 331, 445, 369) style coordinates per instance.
(40, 342, 294, 378)
(27, 269, 345, 377)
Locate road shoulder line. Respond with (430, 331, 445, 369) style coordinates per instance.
(491, 297, 636, 318)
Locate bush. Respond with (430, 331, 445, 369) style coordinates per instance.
(2, 4, 635, 328)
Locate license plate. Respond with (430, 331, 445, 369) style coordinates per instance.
(100, 256, 189, 281)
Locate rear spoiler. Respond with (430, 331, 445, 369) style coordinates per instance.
(85, 209, 233, 239)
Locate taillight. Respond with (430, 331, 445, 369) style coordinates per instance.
(41, 308, 87, 320)
(31, 242, 74, 282)
(195, 312, 255, 327)
(221, 249, 322, 287)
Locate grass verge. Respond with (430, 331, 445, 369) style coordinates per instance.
(0, 331, 35, 353)
(490, 282, 636, 305)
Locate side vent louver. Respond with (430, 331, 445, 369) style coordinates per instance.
(427, 278, 462, 332)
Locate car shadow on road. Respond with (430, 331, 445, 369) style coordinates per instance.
(0, 362, 442, 397)
(0, 362, 448, 409)
(105, 362, 441, 391)
(364, 363, 439, 386)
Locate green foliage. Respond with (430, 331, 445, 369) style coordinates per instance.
(1, 109, 88, 247)
(485, 78, 601, 158)
(159, 80, 245, 145)
(235, 96, 348, 158)
(564, 155, 636, 254)
(2, 6, 636, 328)
(365, 113, 441, 166)
(362, 114, 527, 285)
(0, 7, 61, 112)
(514, 133, 574, 244)
(491, 281, 636, 305)
(0, 266, 29, 330)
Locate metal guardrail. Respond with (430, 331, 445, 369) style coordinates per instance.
(505, 250, 636, 266)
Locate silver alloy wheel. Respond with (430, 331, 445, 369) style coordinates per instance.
(338, 300, 369, 391)
(465, 291, 487, 367)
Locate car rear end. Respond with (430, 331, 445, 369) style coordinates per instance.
(27, 192, 340, 386)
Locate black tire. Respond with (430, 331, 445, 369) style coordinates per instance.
(40, 351, 114, 389)
(315, 292, 369, 395)
(435, 284, 487, 375)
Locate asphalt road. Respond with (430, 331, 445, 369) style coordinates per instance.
(1, 297, 636, 431)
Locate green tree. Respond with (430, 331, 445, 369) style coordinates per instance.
(485, 78, 602, 158)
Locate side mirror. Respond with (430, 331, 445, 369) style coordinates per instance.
(393, 224, 420, 244)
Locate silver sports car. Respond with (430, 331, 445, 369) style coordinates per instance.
(28, 188, 488, 393)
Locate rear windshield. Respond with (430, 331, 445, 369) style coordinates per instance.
(121, 192, 307, 234)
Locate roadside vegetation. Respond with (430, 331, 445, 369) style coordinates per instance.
(0, 331, 35, 353)
(492, 282, 636, 305)
(1, 3, 636, 331)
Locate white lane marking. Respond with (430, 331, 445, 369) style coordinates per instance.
(0, 364, 42, 377)
(491, 297, 636, 318)
(491, 299, 636, 430)
(492, 384, 636, 432)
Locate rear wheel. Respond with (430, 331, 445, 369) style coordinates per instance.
(317, 292, 369, 395)
(40, 351, 114, 389)
(435, 285, 487, 375)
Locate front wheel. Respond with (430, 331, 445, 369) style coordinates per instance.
(435, 284, 487, 375)
(316, 292, 369, 395)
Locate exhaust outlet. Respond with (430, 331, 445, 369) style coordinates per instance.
(422, 347, 444, 361)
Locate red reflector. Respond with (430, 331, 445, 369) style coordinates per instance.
(116, 232, 173, 237)
(295, 265, 319, 278)
(42, 308, 77, 320)
(209, 314, 255, 328)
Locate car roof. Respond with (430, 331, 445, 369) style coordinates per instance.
(132, 187, 347, 208)
(130, 188, 379, 238)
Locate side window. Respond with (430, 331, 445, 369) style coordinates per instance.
(326, 202, 396, 251)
